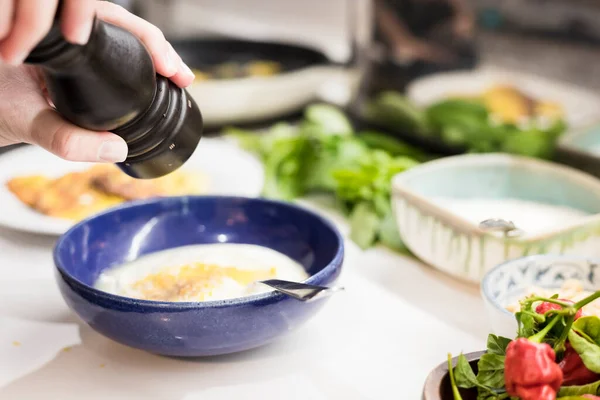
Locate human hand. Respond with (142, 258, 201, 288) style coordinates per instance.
(0, 0, 195, 163)
(393, 38, 457, 64)
(452, 12, 475, 39)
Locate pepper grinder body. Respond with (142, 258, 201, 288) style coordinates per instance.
(26, 16, 203, 179)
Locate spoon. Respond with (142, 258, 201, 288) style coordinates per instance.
(478, 218, 524, 238)
(259, 279, 345, 302)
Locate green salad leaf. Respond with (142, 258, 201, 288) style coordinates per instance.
(486, 334, 512, 356)
(558, 378, 600, 397)
(363, 90, 568, 158)
(568, 316, 600, 374)
(476, 354, 505, 389)
(303, 103, 354, 135)
(454, 354, 479, 389)
(227, 103, 424, 251)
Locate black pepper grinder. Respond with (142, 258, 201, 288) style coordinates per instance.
(25, 3, 203, 179)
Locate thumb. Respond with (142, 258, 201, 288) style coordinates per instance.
(28, 109, 129, 163)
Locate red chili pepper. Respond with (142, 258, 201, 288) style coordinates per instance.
(535, 299, 583, 320)
(505, 338, 563, 400)
(559, 342, 600, 386)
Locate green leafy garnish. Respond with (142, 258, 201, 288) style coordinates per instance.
(228, 103, 425, 250)
(448, 354, 464, 400)
(486, 334, 512, 356)
(476, 354, 505, 389)
(454, 354, 480, 389)
(568, 316, 600, 374)
(558, 378, 600, 396)
(363, 91, 567, 158)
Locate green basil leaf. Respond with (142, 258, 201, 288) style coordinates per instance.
(515, 299, 542, 338)
(573, 316, 600, 343)
(348, 202, 380, 250)
(454, 354, 479, 389)
(569, 316, 600, 374)
(557, 397, 598, 400)
(486, 334, 512, 355)
(516, 310, 537, 338)
(476, 389, 509, 400)
(304, 103, 354, 136)
(557, 378, 600, 396)
(476, 354, 505, 389)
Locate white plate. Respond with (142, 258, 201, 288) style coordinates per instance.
(406, 66, 600, 128)
(0, 138, 264, 236)
(188, 66, 360, 127)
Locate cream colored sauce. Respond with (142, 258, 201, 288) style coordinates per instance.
(94, 244, 309, 302)
(430, 197, 589, 236)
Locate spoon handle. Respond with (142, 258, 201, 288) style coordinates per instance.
(260, 279, 344, 302)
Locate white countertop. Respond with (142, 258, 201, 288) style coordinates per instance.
(0, 200, 486, 400)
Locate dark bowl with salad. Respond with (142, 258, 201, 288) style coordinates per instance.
(423, 351, 484, 400)
(429, 288, 600, 400)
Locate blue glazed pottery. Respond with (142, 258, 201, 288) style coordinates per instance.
(54, 196, 344, 357)
(481, 254, 599, 338)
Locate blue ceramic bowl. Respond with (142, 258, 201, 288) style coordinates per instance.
(53, 196, 344, 357)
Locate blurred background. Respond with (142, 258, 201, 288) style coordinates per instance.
(105, 0, 600, 130)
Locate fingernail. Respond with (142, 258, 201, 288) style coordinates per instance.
(69, 21, 93, 45)
(180, 59, 195, 81)
(166, 44, 178, 75)
(98, 141, 128, 162)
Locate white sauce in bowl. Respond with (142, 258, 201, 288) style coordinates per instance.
(430, 197, 589, 236)
(94, 244, 309, 302)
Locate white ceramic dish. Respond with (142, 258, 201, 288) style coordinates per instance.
(391, 153, 600, 283)
(0, 138, 264, 236)
(406, 66, 600, 128)
(481, 254, 600, 338)
(188, 66, 360, 127)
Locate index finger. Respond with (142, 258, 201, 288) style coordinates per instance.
(60, 0, 96, 45)
(94, 1, 194, 87)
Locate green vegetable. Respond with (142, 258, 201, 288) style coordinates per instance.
(448, 354, 465, 400)
(357, 130, 431, 162)
(303, 103, 354, 135)
(446, 292, 600, 399)
(515, 295, 547, 339)
(333, 151, 417, 248)
(454, 354, 480, 389)
(426, 99, 489, 133)
(303, 135, 369, 192)
(448, 335, 513, 399)
(450, 351, 509, 400)
(363, 90, 568, 159)
(228, 103, 421, 251)
(501, 127, 555, 159)
(348, 202, 380, 250)
(558, 379, 600, 397)
(377, 208, 411, 254)
(261, 135, 310, 200)
(486, 334, 512, 356)
(363, 91, 430, 135)
(568, 316, 600, 374)
(476, 354, 505, 389)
